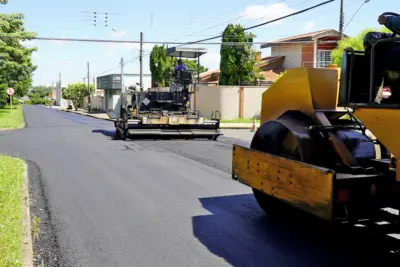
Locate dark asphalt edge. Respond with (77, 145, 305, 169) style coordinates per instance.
(60, 109, 114, 121)
(23, 105, 28, 128)
(26, 160, 65, 267)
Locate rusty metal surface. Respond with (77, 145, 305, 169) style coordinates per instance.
(232, 145, 334, 221)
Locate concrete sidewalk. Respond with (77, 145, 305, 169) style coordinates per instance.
(60, 108, 113, 121)
(59, 108, 260, 129)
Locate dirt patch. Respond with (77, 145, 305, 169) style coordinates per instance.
(22, 163, 33, 267)
(26, 160, 64, 267)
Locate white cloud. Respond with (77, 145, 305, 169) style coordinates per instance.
(241, 3, 296, 25)
(303, 21, 316, 32)
(199, 49, 220, 70)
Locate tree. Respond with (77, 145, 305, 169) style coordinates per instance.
(331, 27, 391, 67)
(28, 85, 52, 104)
(150, 45, 173, 87)
(62, 83, 94, 111)
(150, 45, 208, 87)
(218, 24, 259, 85)
(0, 13, 37, 106)
(181, 59, 208, 74)
(29, 85, 51, 98)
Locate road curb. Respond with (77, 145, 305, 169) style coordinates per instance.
(22, 162, 33, 267)
(60, 109, 114, 122)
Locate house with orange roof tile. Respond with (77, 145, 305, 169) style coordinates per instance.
(200, 29, 346, 84)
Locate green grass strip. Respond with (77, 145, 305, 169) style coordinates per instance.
(0, 156, 25, 267)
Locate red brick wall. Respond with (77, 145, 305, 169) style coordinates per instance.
(301, 44, 314, 67)
(301, 43, 337, 67)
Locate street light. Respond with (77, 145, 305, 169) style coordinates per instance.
(112, 28, 144, 91)
(343, 0, 371, 32)
(112, 27, 140, 52)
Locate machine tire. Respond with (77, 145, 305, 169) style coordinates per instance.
(113, 130, 121, 140)
(252, 188, 286, 217)
(249, 114, 311, 217)
(121, 131, 127, 141)
(207, 135, 218, 141)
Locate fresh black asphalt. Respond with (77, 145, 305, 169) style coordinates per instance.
(0, 105, 395, 267)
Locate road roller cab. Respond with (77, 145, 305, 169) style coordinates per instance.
(231, 15, 400, 225)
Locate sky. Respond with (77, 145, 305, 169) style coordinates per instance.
(2, 0, 399, 86)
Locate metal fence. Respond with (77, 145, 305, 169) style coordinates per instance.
(302, 61, 331, 68)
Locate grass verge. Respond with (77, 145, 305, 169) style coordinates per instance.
(220, 118, 260, 123)
(0, 105, 24, 129)
(0, 156, 25, 266)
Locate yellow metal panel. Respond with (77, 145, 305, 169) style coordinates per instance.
(169, 116, 179, 125)
(260, 68, 340, 124)
(261, 68, 314, 124)
(308, 68, 339, 110)
(232, 145, 334, 221)
(177, 117, 187, 124)
(353, 108, 400, 181)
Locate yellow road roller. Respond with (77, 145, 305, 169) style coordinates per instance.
(232, 16, 400, 223)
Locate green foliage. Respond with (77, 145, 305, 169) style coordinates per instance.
(28, 85, 52, 104)
(29, 85, 51, 98)
(150, 45, 171, 87)
(149, 45, 208, 87)
(62, 83, 94, 111)
(30, 96, 50, 105)
(181, 59, 208, 74)
(331, 27, 392, 67)
(0, 13, 37, 107)
(274, 70, 287, 83)
(218, 24, 259, 85)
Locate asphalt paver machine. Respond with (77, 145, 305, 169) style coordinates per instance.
(110, 46, 221, 140)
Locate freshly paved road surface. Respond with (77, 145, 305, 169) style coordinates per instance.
(0, 105, 390, 267)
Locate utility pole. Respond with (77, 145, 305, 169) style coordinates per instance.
(58, 72, 61, 106)
(339, 0, 344, 39)
(83, 77, 86, 84)
(87, 62, 91, 112)
(140, 32, 143, 91)
(121, 58, 125, 93)
(121, 57, 125, 108)
(50, 81, 53, 108)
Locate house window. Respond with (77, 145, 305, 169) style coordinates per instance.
(317, 50, 332, 68)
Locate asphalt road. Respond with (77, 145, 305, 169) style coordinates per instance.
(0, 105, 394, 267)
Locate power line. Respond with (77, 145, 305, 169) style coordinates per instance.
(172, 0, 314, 47)
(0, 35, 337, 46)
(178, 0, 335, 46)
(173, 0, 287, 42)
(89, 52, 151, 79)
(246, 0, 335, 30)
(2, 1, 334, 47)
(343, 0, 370, 32)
